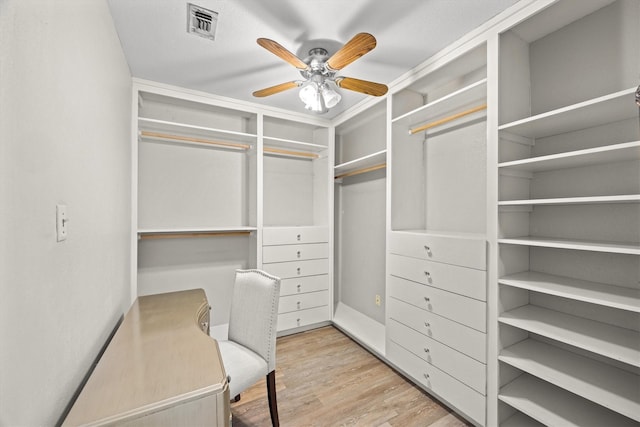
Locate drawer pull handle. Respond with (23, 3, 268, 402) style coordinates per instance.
(424, 245, 432, 255)
(297, 284, 301, 292)
(297, 251, 301, 258)
(423, 348, 430, 354)
(424, 322, 431, 328)
(424, 296, 430, 303)
(423, 373, 430, 380)
(297, 234, 301, 241)
(296, 318, 301, 325)
(297, 267, 301, 275)
(424, 271, 431, 279)
(297, 301, 301, 309)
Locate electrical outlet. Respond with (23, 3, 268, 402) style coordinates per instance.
(375, 294, 381, 306)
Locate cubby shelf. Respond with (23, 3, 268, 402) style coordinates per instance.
(498, 87, 638, 139)
(334, 150, 387, 176)
(138, 117, 257, 144)
(498, 194, 640, 206)
(498, 141, 640, 172)
(498, 236, 640, 255)
(263, 135, 327, 153)
(392, 78, 487, 124)
(501, 412, 544, 427)
(499, 271, 640, 313)
(499, 374, 638, 427)
(499, 304, 640, 367)
(499, 339, 640, 421)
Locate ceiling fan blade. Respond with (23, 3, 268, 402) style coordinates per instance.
(335, 77, 388, 96)
(257, 38, 308, 70)
(253, 81, 300, 97)
(326, 33, 377, 71)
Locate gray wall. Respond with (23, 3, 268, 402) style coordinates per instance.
(0, 1, 132, 425)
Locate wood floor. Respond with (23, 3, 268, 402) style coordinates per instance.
(230, 326, 470, 427)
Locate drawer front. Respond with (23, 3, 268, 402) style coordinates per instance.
(263, 259, 329, 279)
(263, 243, 329, 263)
(263, 226, 329, 246)
(387, 319, 485, 394)
(277, 305, 331, 331)
(279, 290, 329, 314)
(387, 341, 485, 425)
(280, 275, 330, 296)
(389, 231, 486, 270)
(388, 297, 486, 362)
(388, 276, 486, 332)
(389, 253, 486, 301)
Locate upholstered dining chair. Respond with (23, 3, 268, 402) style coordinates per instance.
(218, 269, 281, 427)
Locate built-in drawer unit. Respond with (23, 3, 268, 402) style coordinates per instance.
(388, 231, 486, 270)
(387, 340, 485, 425)
(387, 319, 485, 393)
(388, 297, 486, 363)
(262, 226, 331, 333)
(263, 226, 329, 246)
(388, 275, 486, 332)
(388, 253, 486, 301)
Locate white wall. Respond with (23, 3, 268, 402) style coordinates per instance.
(0, 1, 132, 425)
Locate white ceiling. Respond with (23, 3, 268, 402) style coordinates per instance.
(107, 0, 520, 118)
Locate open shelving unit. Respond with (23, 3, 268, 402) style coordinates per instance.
(496, 1, 640, 425)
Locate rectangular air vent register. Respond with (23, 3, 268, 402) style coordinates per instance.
(187, 3, 218, 41)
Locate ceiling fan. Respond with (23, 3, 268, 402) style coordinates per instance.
(252, 33, 389, 113)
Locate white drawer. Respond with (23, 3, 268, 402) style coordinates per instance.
(389, 253, 486, 301)
(387, 341, 485, 425)
(389, 231, 486, 270)
(263, 259, 329, 279)
(388, 297, 486, 363)
(279, 290, 329, 314)
(388, 276, 486, 332)
(263, 226, 329, 245)
(263, 243, 329, 263)
(277, 305, 330, 331)
(280, 275, 330, 296)
(387, 319, 485, 394)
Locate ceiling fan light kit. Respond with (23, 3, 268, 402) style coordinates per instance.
(254, 33, 388, 113)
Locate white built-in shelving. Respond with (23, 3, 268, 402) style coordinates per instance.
(334, 149, 386, 178)
(498, 236, 640, 255)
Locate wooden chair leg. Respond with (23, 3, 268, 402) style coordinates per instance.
(266, 370, 279, 427)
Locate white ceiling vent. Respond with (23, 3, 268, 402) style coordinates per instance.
(187, 3, 218, 41)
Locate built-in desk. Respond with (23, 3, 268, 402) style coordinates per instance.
(63, 289, 230, 426)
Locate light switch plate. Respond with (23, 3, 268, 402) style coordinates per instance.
(56, 204, 67, 241)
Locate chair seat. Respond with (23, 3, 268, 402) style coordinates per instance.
(218, 340, 268, 398)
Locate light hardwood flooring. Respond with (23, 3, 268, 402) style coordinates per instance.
(230, 326, 471, 427)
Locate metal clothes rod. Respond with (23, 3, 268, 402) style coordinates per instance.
(264, 147, 319, 159)
(139, 231, 251, 240)
(335, 163, 386, 180)
(409, 103, 487, 135)
(140, 131, 251, 150)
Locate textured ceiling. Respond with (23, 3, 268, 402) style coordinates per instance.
(107, 0, 520, 118)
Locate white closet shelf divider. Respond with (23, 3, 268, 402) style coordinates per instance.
(499, 271, 640, 313)
(498, 141, 640, 172)
(499, 338, 640, 421)
(499, 304, 640, 367)
(392, 78, 487, 124)
(498, 87, 639, 139)
(334, 149, 387, 177)
(498, 236, 640, 255)
(499, 374, 638, 427)
(498, 194, 640, 206)
(138, 117, 257, 143)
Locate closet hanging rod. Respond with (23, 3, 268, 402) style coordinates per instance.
(409, 103, 487, 135)
(139, 131, 251, 150)
(335, 163, 386, 180)
(264, 147, 319, 159)
(139, 231, 252, 240)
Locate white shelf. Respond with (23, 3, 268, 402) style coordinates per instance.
(392, 78, 487, 124)
(499, 194, 640, 206)
(498, 87, 638, 139)
(334, 150, 387, 175)
(499, 374, 638, 427)
(499, 304, 640, 367)
(498, 236, 640, 255)
(500, 339, 640, 421)
(263, 135, 327, 153)
(332, 302, 385, 357)
(498, 141, 640, 172)
(501, 412, 544, 427)
(499, 271, 640, 313)
(138, 117, 257, 144)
